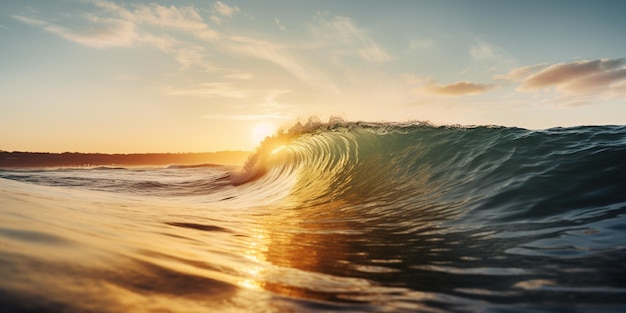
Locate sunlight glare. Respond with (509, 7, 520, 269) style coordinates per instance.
(270, 145, 286, 155)
(251, 122, 276, 144)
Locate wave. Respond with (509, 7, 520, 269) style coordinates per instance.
(1, 119, 626, 312)
(234, 120, 626, 225)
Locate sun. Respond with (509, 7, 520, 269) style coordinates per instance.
(251, 122, 276, 144)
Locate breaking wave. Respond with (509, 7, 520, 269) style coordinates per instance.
(1, 120, 626, 312)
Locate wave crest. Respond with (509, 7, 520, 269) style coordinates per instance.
(232, 119, 626, 226)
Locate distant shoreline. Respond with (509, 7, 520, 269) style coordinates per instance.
(0, 151, 251, 168)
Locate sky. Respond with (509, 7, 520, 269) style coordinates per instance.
(1, 0, 626, 153)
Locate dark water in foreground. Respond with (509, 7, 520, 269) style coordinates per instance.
(1, 122, 626, 312)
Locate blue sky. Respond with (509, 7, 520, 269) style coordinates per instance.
(1, 0, 626, 152)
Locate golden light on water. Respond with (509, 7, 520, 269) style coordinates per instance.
(238, 228, 269, 291)
(270, 145, 286, 155)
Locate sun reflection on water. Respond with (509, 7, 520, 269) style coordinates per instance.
(238, 228, 269, 291)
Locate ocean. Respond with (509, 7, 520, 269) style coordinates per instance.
(1, 121, 626, 312)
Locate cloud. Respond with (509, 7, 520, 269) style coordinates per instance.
(314, 14, 391, 62)
(202, 113, 291, 121)
(523, 59, 625, 90)
(172, 46, 210, 69)
(211, 1, 240, 25)
(612, 81, 626, 96)
(13, 15, 46, 27)
(132, 3, 218, 39)
(202, 89, 295, 120)
(563, 100, 592, 107)
(255, 89, 293, 110)
(86, 0, 218, 39)
(225, 36, 327, 88)
(494, 58, 626, 106)
(566, 67, 626, 91)
(275, 18, 286, 31)
(14, 0, 233, 72)
(503, 59, 626, 96)
(423, 81, 496, 96)
(470, 41, 501, 60)
(403, 74, 496, 96)
(13, 1, 330, 89)
(214, 1, 240, 17)
(470, 40, 515, 66)
(167, 82, 248, 98)
(14, 14, 137, 48)
(210, 16, 221, 25)
(15, 0, 218, 65)
(471, 40, 510, 60)
(494, 63, 547, 81)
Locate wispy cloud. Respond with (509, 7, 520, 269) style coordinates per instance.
(313, 14, 391, 63)
(14, 1, 329, 88)
(495, 63, 547, 81)
(87, 0, 219, 40)
(214, 1, 240, 18)
(470, 40, 501, 60)
(14, 14, 136, 48)
(254, 89, 293, 111)
(132, 3, 218, 39)
(274, 18, 286, 31)
(225, 35, 327, 88)
(15, 0, 218, 70)
(469, 39, 515, 68)
(202, 113, 291, 121)
(167, 82, 248, 98)
(86, 0, 217, 39)
(166, 83, 294, 115)
(403, 74, 496, 96)
(211, 1, 240, 25)
(13, 15, 46, 27)
(424, 81, 496, 96)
